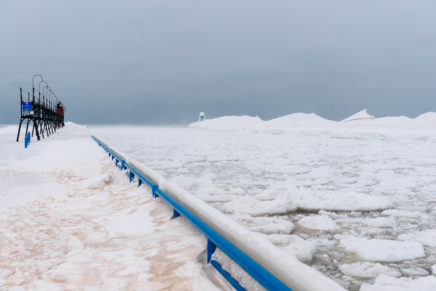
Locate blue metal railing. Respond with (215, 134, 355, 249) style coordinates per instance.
(92, 135, 292, 291)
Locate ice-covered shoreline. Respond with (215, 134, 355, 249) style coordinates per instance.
(189, 109, 436, 132)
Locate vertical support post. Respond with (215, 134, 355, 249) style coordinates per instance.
(24, 119, 30, 138)
(25, 132, 31, 148)
(16, 88, 23, 142)
(152, 185, 159, 198)
(207, 239, 216, 263)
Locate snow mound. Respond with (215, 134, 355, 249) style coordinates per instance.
(415, 112, 436, 122)
(267, 113, 336, 128)
(296, 215, 339, 233)
(339, 262, 401, 278)
(360, 274, 436, 291)
(339, 237, 425, 262)
(58, 122, 90, 137)
(341, 109, 375, 122)
(189, 115, 265, 131)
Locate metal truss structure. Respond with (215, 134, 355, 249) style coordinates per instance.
(16, 74, 66, 142)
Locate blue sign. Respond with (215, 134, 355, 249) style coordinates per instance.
(22, 102, 32, 111)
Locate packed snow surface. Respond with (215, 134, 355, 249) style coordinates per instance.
(93, 110, 436, 290)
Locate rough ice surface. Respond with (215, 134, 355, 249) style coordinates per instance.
(92, 110, 436, 290)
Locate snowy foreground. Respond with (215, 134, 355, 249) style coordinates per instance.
(0, 124, 223, 290)
(1, 110, 436, 290)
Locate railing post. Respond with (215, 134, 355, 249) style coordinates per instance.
(152, 185, 159, 198)
(207, 239, 216, 263)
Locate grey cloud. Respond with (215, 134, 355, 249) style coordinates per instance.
(1, 0, 435, 124)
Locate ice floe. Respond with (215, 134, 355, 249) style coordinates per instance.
(339, 237, 425, 262)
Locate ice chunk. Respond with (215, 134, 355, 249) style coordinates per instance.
(339, 262, 401, 278)
(400, 267, 429, 276)
(233, 214, 294, 234)
(296, 215, 339, 233)
(279, 235, 316, 263)
(293, 192, 392, 212)
(339, 237, 425, 262)
(398, 229, 436, 247)
(360, 274, 436, 291)
(221, 195, 297, 216)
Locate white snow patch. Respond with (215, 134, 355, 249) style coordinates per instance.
(105, 209, 153, 237)
(339, 237, 425, 262)
(0, 125, 18, 135)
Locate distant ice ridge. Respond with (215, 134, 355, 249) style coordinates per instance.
(189, 109, 436, 131)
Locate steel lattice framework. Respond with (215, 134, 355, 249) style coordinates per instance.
(16, 74, 66, 142)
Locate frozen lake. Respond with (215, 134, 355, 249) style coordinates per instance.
(92, 123, 436, 290)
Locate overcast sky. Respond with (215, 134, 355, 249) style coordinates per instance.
(1, 0, 435, 124)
